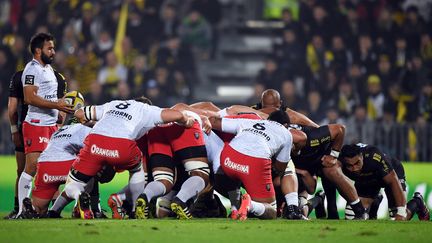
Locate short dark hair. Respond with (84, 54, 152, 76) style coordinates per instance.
(134, 96, 152, 105)
(267, 109, 290, 125)
(340, 144, 362, 161)
(29, 33, 54, 55)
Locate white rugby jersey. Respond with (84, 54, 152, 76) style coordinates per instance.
(91, 100, 163, 140)
(204, 131, 225, 172)
(22, 59, 59, 126)
(222, 118, 293, 162)
(38, 124, 91, 162)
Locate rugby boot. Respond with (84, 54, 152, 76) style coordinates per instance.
(414, 192, 430, 221)
(3, 210, 18, 219)
(46, 210, 62, 218)
(283, 204, 308, 220)
(238, 193, 251, 221)
(230, 209, 239, 220)
(77, 192, 94, 219)
(135, 194, 150, 219)
(19, 198, 38, 219)
(171, 197, 193, 219)
(108, 194, 125, 219)
(94, 209, 108, 219)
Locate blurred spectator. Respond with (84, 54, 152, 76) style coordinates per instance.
(330, 35, 352, 76)
(401, 6, 427, 51)
(72, 1, 103, 46)
(85, 81, 108, 105)
(394, 36, 408, 70)
(246, 83, 265, 105)
(120, 36, 140, 69)
(366, 74, 385, 120)
(337, 81, 360, 118)
(97, 51, 128, 98)
(179, 10, 212, 60)
(160, 3, 180, 38)
(375, 54, 397, 95)
(280, 8, 303, 39)
(354, 34, 377, 73)
(156, 35, 195, 73)
(255, 57, 285, 90)
(419, 81, 432, 122)
(320, 108, 345, 125)
(145, 79, 169, 107)
(127, 55, 151, 97)
(308, 5, 334, 43)
(345, 105, 375, 144)
(280, 80, 304, 110)
(273, 28, 305, 77)
(306, 34, 332, 81)
(420, 33, 432, 66)
(95, 30, 114, 57)
(374, 7, 399, 44)
(72, 47, 101, 95)
(305, 90, 326, 123)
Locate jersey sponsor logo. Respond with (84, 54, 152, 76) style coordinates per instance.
(91, 144, 119, 158)
(243, 128, 271, 141)
(194, 132, 200, 139)
(106, 109, 133, 120)
(39, 137, 49, 144)
(43, 173, 67, 183)
(25, 75, 35, 85)
(44, 94, 57, 99)
(52, 133, 72, 139)
(224, 157, 249, 174)
(310, 139, 319, 147)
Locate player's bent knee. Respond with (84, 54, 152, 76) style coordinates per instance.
(153, 170, 175, 186)
(156, 197, 172, 218)
(184, 160, 210, 181)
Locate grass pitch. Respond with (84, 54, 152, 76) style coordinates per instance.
(0, 216, 430, 243)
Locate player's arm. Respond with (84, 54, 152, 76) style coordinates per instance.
(322, 124, 345, 167)
(290, 129, 307, 153)
(273, 160, 288, 177)
(23, 86, 74, 113)
(161, 109, 194, 127)
(286, 108, 319, 128)
(228, 105, 268, 118)
(296, 169, 316, 194)
(383, 170, 407, 220)
(8, 97, 23, 147)
(189, 101, 221, 112)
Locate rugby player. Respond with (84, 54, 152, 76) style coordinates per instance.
(135, 110, 211, 219)
(55, 97, 195, 219)
(6, 68, 67, 219)
(16, 33, 73, 218)
(340, 143, 430, 221)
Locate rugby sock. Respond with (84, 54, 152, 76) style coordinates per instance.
(250, 201, 265, 216)
(285, 192, 299, 206)
(118, 193, 127, 201)
(17, 172, 33, 215)
(14, 197, 19, 212)
(350, 199, 366, 218)
(176, 176, 205, 203)
(90, 183, 100, 212)
(322, 177, 339, 219)
(144, 181, 167, 201)
(128, 169, 146, 210)
(50, 194, 72, 213)
(228, 189, 241, 210)
(368, 194, 383, 219)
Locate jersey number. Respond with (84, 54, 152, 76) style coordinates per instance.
(115, 102, 131, 110)
(253, 123, 266, 130)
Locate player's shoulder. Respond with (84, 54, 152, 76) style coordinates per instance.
(23, 60, 41, 72)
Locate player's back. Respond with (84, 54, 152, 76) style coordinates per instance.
(38, 124, 91, 162)
(226, 119, 292, 160)
(91, 100, 162, 140)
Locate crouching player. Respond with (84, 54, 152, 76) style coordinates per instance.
(53, 97, 195, 219)
(340, 143, 430, 220)
(211, 110, 294, 220)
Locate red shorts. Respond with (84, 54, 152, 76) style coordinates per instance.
(147, 122, 205, 157)
(32, 159, 74, 200)
(72, 134, 142, 177)
(220, 144, 274, 199)
(22, 122, 57, 154)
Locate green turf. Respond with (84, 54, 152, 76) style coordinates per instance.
(0, 217, 430, 243)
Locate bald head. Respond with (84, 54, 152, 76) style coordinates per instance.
(261, 89, 282, 109)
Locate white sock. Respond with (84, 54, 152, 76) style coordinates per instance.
(50, 194, 71, 213)
(250, 201, 265, 216)
(143, 181, 167, 201)
(285, 192, 299, 206)
(350, 198, 360, 205)
(176, 176, 205, 203)
(17, 172, 33, 215)
(118, 193, 126, 201)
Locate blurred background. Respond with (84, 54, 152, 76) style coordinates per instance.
(0, 0, 432, 161)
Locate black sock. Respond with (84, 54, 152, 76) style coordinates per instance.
(322, 177, 339, 219)
(90, 183, 100, 212)
(351, 201, 366, 217)
(368, 194, 383, 219)
(14, 197, 19, 211)
(308, 195, 325, 218)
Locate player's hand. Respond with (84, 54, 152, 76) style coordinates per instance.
(201, 116, 212, 134)
(183, 116, 195, 128)
(57, 98, 75, 113)
(11, 132, 23, 148)
(321, 155, 337, 167)
(394, 214, 407, 221)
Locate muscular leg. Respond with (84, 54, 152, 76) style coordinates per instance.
(321, 176, 339, 219)
(32, 196, 51, 215)
(17, 152, 39, 216)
